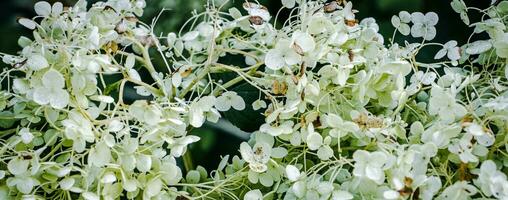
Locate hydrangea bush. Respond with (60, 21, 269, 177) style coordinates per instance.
(0, 0, 507, 199)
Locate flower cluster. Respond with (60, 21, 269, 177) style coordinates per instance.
(0, 0, 507, 199)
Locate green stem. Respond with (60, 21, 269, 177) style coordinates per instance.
(211, 62, 264, 96)
(183, 150, 194, 172)
(178, 67, 210, 98)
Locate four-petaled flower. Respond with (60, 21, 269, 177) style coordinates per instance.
(391, 11, 411, 36)
(33, 69, 70, 109)
(352, 150, 390, 184)
(410, 12, 438, 41)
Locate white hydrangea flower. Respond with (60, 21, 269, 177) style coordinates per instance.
(342, 2, 357, 21)
(6, 174, 39, 194)
(240, 142, 271, 173)
(435, 40, 461, 64)
(88, 141, 111, 167)
(291, 31, 316, 54)
(391, 11, 411, 36)
(189, 96, 219, 127)
(448, 134, 478, 163)
(417, 176, 442, 200)
(167, 135, 200, 157)
(32, 69, 69, 109)
(437, 181, 477, 200)
(243, 2, 271, 21)
(428, 86, 467, 123)
(476, 160, 508, 199)
(129, 100, 162, 126)
(450, 0, 469, 25)
(303, 123, 334, 160)
(259, 120, 294, 136)
(252, 99, 267, 110)
(352, 150, 390, 184)
(464, 122, 494, 146)
(421, 123, 461, 148)
(410, 12, 438, 41)
(7, 157, 29, 176)
(410, 71, 436, 85)
(215, 91, 246, 111)
(323, 113, 359, 138)
(265, 39, 301, 70)
(62, 111, 95, 153)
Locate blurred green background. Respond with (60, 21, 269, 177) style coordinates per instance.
(0, 0, 490, 170)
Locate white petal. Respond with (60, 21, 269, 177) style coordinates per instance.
(16, 177, 35, 194)
(365, 165, 383, 183)
(42, 69, 65, 88)
(353, 150, 369, 162)
(33, 87, 51, 105)
(306, 132, 323, 151)
(231, 95, 246, 110)
(52, 2, 63, 15)
(317, 145, 334, 160)
(239, 142, 254, 163)
(424, 27, 437, 41)
(27, 54, 49, 70)
(399, 11, 411, 23)
(293, 31, 315, 53)
(189, 107, 205, 127)
(59, 177, 75, 190)
(332, 190, 353, 200)
(465, 40, 492, 55)
(379, 60, 411, 76)
(7, 157, 29, 175)
(259, 173, 274, 187)
(281, 0, 296, 8)
(399, 24, 410, 36)
(125, 54, 136, 69)
(182, 31, 199, 41)
(411, 12, 425, 23)
(271, 147, 288, 158)
(82, 192, 100, 200)
(383, 190, 400, 199)
(136, 154, 152, 172)
(285, 165, 301, 182)
(19, 128, 34, 144)
(128, 68, 142, 81)
(252, 99, 267, 110)
(434, 48, 447, 59)
(447, 47, 461, 60)
(410, 23, 425, 38)
(18, 18, 37, 30)
(425, 12, 439, 26)
(264, 49, 285, 70)
(215, 95, 232, 111)
(34, 1, 52, 16)
(391, 16, 401, 27)
(50, 89, 69, 109)
(284, 50, 301, 66)
(244, 189, 263, 200)
(145, 178, 162, 197)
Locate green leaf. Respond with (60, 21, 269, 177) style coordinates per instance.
(0, 111, 16, 128)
